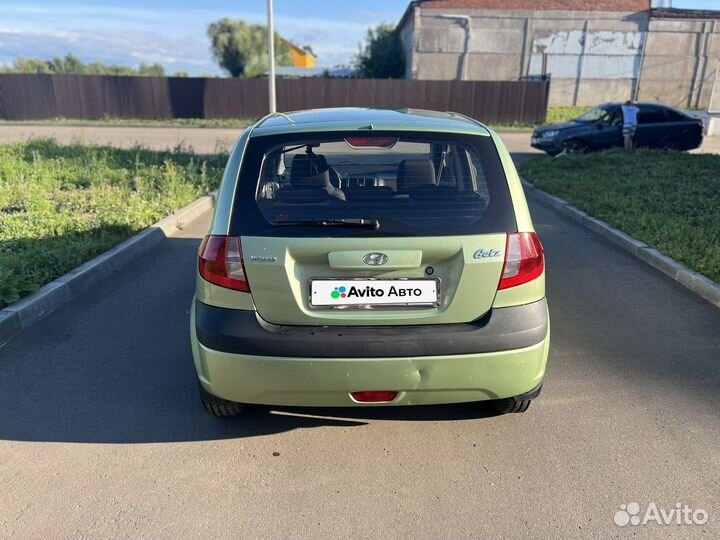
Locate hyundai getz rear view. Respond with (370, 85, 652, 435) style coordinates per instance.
(190, 108, 549, 417)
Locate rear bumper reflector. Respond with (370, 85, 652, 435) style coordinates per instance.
(350, 391, 398, 403)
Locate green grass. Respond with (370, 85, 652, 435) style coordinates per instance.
(2, 107, 586, 131)
(0, 116, 255, 129)
(490, 107, 591, 131)
(544, 106, 590, 125)
(519, 149, 720, 283)
(0, 139, 227, 308)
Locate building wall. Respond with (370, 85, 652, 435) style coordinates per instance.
(403, 6, 720, 108)
(418, 0, 649, 9)
(639, 17, 719, 109)
(399, 8, 418, 79)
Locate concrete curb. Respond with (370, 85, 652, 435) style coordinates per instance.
(521, 179, 720, 309)
(0, 191, 217, 347)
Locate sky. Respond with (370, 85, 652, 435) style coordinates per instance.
(0, 0, 717, 75)
(0, 0, 411, 75)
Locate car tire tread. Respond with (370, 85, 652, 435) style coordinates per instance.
(492, 398, 532, 414)
(198, 379, 245, 417)
(563, 138, 588, 154)
(201, 399, 245, 417)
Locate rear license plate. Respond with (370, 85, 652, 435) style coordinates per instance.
(310, 279, 439, 307)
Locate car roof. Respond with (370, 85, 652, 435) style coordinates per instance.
(249, 107, 491, 137)
(603, 102, 677, 110)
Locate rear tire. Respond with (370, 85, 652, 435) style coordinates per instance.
(198, 381, 245, 417)
(492, 398, 532, 414)
(202, 399, 245, 417)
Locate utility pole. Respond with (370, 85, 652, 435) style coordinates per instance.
(267, 0, 276, 113)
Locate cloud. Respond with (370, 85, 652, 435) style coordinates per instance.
(0, 2, 393, 72)
(0, 28, 216, 74)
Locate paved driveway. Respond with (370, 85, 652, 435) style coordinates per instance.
(0, 143, 719, 538)
(0, 123, 718, 156)
(0, 124, 242, 154)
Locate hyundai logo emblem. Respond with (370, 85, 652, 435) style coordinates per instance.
(362, 252, 388, 266)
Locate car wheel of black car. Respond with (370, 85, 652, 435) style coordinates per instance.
(563, 139, 588, 154)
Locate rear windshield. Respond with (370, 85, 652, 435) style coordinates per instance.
(230, 131, 516, 237)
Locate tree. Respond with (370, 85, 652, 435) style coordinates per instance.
(11, 57, 53, 74)
(84, 62, 135, 76)
(354, 24, 405, 79)
(137, 63, 166, 76)
(207, 18, 294, 77)
(50, 53, 84, 74)
(1, 53, 166, 76)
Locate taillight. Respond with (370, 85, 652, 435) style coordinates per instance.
(498, 232, 544, 290)
(198, 235, 250, 292)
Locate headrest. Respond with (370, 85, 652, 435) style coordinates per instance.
(397, 159, 436, 191)
(291, 154, 330, 187)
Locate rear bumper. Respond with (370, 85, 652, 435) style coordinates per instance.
(194, 298, 548, 358)
(191, 300, 550, 407)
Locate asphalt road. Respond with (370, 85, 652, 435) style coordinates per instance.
(1, 123, 719, 156)
(1, 145, 719, 538)
(0, 124, 242, 154)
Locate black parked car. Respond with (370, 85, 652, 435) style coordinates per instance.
(531, 102, 704, 155)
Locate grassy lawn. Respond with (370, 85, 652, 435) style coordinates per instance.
(0, 107, 590, 131)
(544, 106, 590, 125)
(489, 107, 590, 131)
(0, 139, 226, 308)
(519, 149, 720, 283)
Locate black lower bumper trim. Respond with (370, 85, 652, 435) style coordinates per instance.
(515, 381, 543, 401)
(195, 298, 548, 358)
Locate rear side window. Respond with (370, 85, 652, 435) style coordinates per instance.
(231, 131, 516, 237)
(664, 108, 689, 122)
(638, 107, 668, 124)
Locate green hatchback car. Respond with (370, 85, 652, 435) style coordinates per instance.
(191, 108, 549, 416)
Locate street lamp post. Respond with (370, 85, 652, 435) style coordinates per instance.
(267, 0, 276, 114)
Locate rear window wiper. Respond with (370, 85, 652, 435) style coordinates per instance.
(271, 218, 380, 229)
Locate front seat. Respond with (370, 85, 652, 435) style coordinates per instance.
(290, 154, 346, 201)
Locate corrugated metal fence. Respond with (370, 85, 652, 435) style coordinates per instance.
(0, 74, 549, 124)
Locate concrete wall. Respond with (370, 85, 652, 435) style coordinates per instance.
(638, 18, 719, 109)
(399, 8, 418, 80)
(403, 7, 720, 108)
